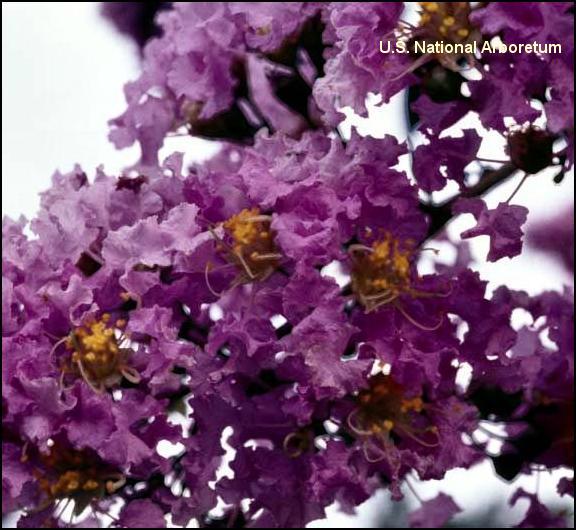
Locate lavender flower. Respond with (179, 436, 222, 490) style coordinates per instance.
(3, 2, 574, 528)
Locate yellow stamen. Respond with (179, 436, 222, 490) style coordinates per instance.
(383, 420, 395, 431)
(413, 1, 478, 68)
(421, 2, 439, 12)
(63, 316, 137, 391)
(37, 445, 121, 502)
(348, 374, 438, 459)
(401, 397, 424, 413)
(84, 352, 96, 363)
(83, 479, 99, 491)
(350, 233, 415, 312)
(217, 208, 280, 283)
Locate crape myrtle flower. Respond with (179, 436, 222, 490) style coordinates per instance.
(508, 289, 574, 478)
(4, 1, 575, 528)
(412, 129, 482, 192)
(407, 2, 574, 202)
(2, 162, 192, 524)
(317, 2, 486, 126)
(4, 122, 573, 527)
(3, 128, 507, 527)
(408, 492, 462, 528)
(470, 0, 574, 126)
(413, 2, 574, 134)
(316, 2, 573, 139)
(313, 2, 409, 125)
(109, 2, 325, 164)
(510, 489, 569, 528)
(110, 1, 574, 201)
(465, 287, 574, 508)
(454, 198, 529, 262)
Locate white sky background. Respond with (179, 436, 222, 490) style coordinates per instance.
(2, 2, 573, 528)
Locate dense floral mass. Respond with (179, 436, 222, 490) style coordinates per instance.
(2, 2, 574, 528)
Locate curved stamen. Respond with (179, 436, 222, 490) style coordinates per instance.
(92, 506, 120, 523)
(54, 497, 72, 521)
(363, 439, 387, 463)
(394, 302, 444, 331)
(251, 252, 283, 261)
(398, 19, 418, 30)
(204, 261, 225, 297)
(348, 243, 375, 254)
(365, 295, 400, 314)
(62, 316, 137, 392)
(211, 208, 282, 289)
(362, 289, 395, 301)
(120, 366, 141, 385)
(105, 475, 126, 494)
(347, 409, 376, 437)
(420, 247, 440, 254)
(76, 358, 104, 394)
(244, 215, 272, 223)
(282, 432, 309, 458)
(505, 173, 530, 204)
(407, 283, 453, 299)
(49, 336, 69, 359)
(350, 374, 442, 463)
(394, 424, 440, 448)
(235, 251, 257, 280)
(58, 369, 69, 391)
(405, 476, 424, 504)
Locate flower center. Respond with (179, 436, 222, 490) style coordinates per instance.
(418, 2, 475, 43)
(64, 314, 139, 392)
(348, 374, 437, 461)
(350, 234, 414, 312)
(354, 374, 424, 435)
(34, 444, 124, 503)
(220, 208, 281, 282)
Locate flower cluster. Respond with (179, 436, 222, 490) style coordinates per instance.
(3, 2, 574, 528)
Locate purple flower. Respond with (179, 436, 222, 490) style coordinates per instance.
(118, 499, 167, 528)
(557, 477, 574, 498)
(510, 489, 568, 528)
(314, 2, 408, 124)
(464, 286, 573, 489)
(408, 492, 461, 528)
(4, 2, 575, 528)
(109, 3, 324, 163)
(455, 198, 529, 261)
(470, 3, 573, 45)
(413, 130, 482, 192)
